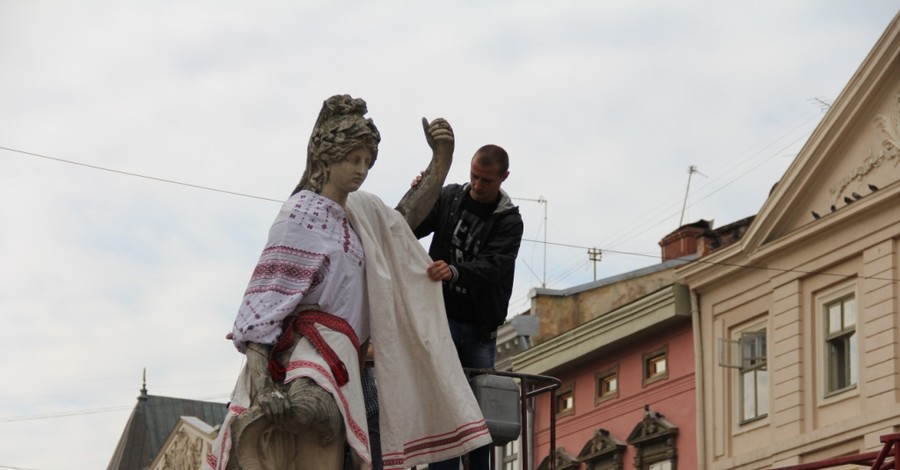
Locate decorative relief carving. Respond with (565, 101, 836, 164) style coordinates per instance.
(161, 429, 204, 470)
(578, 429, 626, 470)
(627, 406, 678, 469)
(828, 90, 900, 204)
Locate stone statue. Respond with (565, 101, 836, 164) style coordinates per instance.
(209, 94, 454, 470)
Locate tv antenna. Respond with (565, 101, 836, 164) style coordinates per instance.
(679, 165, 707, 227)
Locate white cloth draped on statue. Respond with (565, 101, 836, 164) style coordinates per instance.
(207, 190, 491, 470)
(346, 191, 491, 469)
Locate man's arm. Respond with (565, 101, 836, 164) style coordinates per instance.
(426, 212, 523, 287)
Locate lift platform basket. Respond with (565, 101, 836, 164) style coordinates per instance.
(470, 374, 522, 446)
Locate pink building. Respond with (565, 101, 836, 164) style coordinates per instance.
(510, 219, 751, 469)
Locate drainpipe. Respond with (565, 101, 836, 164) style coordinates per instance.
(692, 289, 707, 470)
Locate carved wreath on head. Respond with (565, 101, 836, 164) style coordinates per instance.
(295, 94, 382, 195)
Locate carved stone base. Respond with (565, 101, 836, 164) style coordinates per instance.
(228, 378, 346, 470)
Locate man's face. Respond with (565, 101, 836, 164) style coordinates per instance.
(468, 157, 508, 203)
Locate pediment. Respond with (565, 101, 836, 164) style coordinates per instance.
(742, 15, 900, 254)
(537, 447, 580, 470)
(579, 428, 626, 465)
(626, 408, 678, 445)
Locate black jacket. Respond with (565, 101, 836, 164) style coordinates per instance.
(413, 183, 523, 334)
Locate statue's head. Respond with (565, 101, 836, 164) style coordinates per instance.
(293, 94, 381, 195)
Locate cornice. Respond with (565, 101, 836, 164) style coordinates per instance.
(513, 285, 690, 376)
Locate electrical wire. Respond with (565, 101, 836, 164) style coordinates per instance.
(0, 393, 231, 424)
(0, 145, 285, 203)
(3, 144, 895, 283)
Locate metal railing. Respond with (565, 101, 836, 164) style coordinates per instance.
(772, 432, 900, 470)
(463, 367, 562, 470)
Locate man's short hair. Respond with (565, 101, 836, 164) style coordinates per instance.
(473, 144, 509, 174)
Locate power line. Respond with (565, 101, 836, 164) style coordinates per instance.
(5, 145, 897, 284)
(0, 393, 230, 424)
(521, 237, 900, 283)
(597, 105, 822, 250)
(0, 145, 285, 203)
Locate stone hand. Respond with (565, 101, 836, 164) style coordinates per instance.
(422, 117, 454, 156)
(258, 388, 292, 423)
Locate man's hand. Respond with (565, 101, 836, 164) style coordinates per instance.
(426, 260, 453, 282)
(422, 117, 454, 156)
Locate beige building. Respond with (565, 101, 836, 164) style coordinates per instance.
(678, 12, 900, 469)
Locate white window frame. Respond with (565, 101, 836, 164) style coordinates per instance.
(720, 320, 769, 427)
(738, 329, 768, 423)
(556, 383, 575, 417)
(816, 282, 859, 400)
(501, 438, 519, 470)
(595, 364, 620, 404)
(642, 345, 669, 387)
(648, 461, 673, 470)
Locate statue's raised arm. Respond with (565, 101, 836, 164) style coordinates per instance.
(395, 117, 454, 229)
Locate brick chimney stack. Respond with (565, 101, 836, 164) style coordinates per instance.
(659, 220, 713, 261)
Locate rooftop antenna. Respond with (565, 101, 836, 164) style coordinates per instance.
(810, 97, 832, 111)
(515, 196, 548, 287)
(679, 165, 707, 227)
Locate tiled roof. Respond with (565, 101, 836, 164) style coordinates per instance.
(107, 387, 227, 470)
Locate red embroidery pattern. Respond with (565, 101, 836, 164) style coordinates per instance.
(243, 245, 330, 296)
(381, 420, 490, 468)
(268, 310, 360, 386)
(285, 359, 369, 449)
(342, 217, 351, 253)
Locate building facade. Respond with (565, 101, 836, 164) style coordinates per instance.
(513, 259, 698, 470)
(678, 13, 900, 469)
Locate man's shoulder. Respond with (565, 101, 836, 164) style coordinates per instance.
(442, 183, 466, 193)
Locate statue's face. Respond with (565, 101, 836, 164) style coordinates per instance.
(323, 146, 373, 196)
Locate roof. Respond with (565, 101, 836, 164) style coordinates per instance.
(529, 255, 696, 298)
(107, 386, 227, 470)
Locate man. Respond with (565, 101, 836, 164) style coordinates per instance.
(414, 144, 524, 470)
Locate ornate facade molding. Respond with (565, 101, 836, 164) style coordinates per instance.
(828, 90, 900, 204)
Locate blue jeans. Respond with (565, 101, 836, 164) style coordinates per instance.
(429, 319, 496, 470)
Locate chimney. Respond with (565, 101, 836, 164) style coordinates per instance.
(659, 220, 712, 261)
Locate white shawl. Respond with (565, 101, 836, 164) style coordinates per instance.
(346, 191, 492, 469)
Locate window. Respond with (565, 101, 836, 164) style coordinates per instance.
(740, 330, 768, 422)
(557, 384, 575, 417)
(501, 439, 519, 470)
(825, 295, 857, 394)
(595, 365, 619, 404)
(627, 407, 678, 470)
(578, 429, 626, 470)
(719, 325, 769, 423)
(643, 345, 668, 386)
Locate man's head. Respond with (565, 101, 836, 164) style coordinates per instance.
(293, 94, 381, 195)
(468, 144, 509, 203)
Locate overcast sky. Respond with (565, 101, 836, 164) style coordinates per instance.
(1, 1, 897, 468)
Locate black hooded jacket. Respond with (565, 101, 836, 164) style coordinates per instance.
(413, 183, 524, 335)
